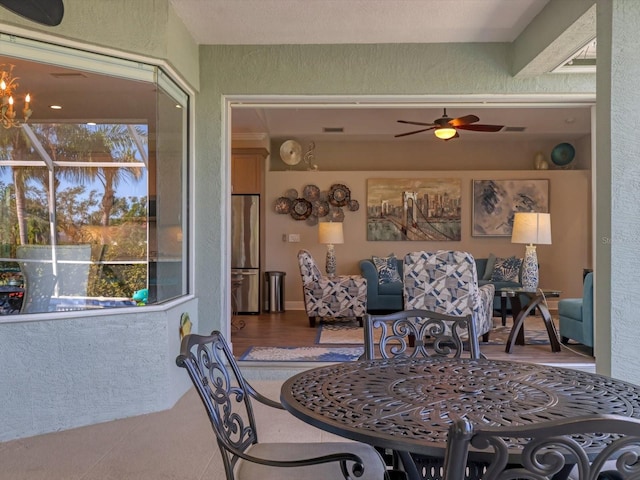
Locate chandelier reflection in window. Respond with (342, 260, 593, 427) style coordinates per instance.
(1, 65, 32, 129)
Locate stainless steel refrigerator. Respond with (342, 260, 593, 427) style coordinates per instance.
(231, 194, 260, 314)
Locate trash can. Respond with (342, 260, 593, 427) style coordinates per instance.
(264, 271, 286, 312)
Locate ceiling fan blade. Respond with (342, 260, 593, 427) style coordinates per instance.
(394, 127, 436, 138)
(0, 0, 64, 26)
(457, 124, 504, 132)
(449, 115, 480, 127)
(397, 119, 435, 127)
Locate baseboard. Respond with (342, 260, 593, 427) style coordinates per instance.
(285, 301, 305, 311)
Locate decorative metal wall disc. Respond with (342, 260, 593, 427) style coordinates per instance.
(280, 140, 302, 166)
(303, 184, 320, 201)
(290, 198, 312, 220)
(348, 199, 359, 212)
(328, 184, 350, 206)
(274, 197, 292, 214)
(285, 188, 298, 200)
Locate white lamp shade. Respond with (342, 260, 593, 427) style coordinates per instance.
(511, 212, 552, 245)
(318, 222, 344, 244)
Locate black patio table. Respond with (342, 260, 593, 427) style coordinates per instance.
(281, 357, 640, 480)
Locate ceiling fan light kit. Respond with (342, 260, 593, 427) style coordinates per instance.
(434, 126, 456, 140)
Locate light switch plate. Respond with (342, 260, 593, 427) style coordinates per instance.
(288, 233, 301, 242)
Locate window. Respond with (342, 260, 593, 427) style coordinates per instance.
(0, 35, 188, 314)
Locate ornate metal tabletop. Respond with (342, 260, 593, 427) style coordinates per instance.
(281, 357, 640, 458)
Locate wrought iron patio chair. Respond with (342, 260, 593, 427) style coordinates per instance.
(362, 309, 480, 360)
(176, 330, 388, 480)
(361, 309, 481, 479)
(443, 414, 640, 480)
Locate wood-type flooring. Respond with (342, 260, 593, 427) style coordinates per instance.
(231, 309, 595, 365)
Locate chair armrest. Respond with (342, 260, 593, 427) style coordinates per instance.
(359, 259, 380, 299)
(245, 381, 285, 410)
(315, 275, 367, 291)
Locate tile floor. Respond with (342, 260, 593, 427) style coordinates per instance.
(0, 380, 347, 480)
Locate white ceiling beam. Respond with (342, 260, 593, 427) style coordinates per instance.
(511, 0, 596, 77)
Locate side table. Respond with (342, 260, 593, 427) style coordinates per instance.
(497, 288, 562, 353)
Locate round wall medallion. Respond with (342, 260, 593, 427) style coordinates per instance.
(328, 207, 345, 222)
(303, 184, 321, 202)
(274, 196, 292, 214)
(312, 200, 330, 217)
(290, 198, 312, 220)
(348, 199, 359, 212)
(285, 188, 299, 200)
(328, 184, 351, 206)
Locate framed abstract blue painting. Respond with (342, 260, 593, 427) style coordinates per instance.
(472, 179, 549, 237)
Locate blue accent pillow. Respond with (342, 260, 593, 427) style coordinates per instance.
(372, 254, 402, 285)
(491, 256, 522, 282)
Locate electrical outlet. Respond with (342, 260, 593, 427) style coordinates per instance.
(288, 233, 301, 242)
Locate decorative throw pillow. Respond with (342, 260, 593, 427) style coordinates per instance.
(372, 254, 402, 285)
(491, 256, 523, 283)
(482, 253, 497, 281)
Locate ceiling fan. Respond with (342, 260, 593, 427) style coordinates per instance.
(395, 108, 504, 140)
(0, 0, 64, 26)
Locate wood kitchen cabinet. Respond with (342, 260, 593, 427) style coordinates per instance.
(231, 148, 268, 194)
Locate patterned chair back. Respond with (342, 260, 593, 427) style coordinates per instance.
(297, 249, 322, 285)
(404, 250, 480, 317)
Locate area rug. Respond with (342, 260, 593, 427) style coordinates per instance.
(316, 316, 552, 346)
(239, 346, 364, 362)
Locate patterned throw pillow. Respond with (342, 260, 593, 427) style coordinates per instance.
(372, 254, 402, 285)
(491, 256, 522, 282)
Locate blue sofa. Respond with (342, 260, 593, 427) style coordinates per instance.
(558, 271, 593, 355)
(360, 256, 522, 316)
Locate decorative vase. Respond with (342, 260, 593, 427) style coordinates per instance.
(533, 152, 549, 170)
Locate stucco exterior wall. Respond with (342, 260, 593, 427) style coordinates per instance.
(606, 0, 640, 382)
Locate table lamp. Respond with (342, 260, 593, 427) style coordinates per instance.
(511, 212, 552, 291)
(318, 222, 344, 277)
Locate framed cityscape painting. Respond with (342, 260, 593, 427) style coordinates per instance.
(472, 179, 549, 237)
(367, 178, 461, 241)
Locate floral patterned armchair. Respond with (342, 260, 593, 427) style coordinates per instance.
(403, 250, 494, 342)
(297, 249, 367, 328)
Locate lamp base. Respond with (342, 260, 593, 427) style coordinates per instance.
(521, 244, 539, 292)
(325, 244, 337, 277)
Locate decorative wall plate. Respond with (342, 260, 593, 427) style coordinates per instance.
(550, 142, 575, 166)
(285, 188, 299, 200)
(274, 196, 292, 214)
(280, 140, 302, 166)
(328, 206, 345, 222)
(305, 215, 318, 226)
(328, 184, 350, 206)
(290, 198, 312, 220)
(312, 200, 330, 217)
(303, 184, 320, 201)
(348, 199, 359, 212)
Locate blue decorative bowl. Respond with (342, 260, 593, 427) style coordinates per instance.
(550, 142, 575, 166)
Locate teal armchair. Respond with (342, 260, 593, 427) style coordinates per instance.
(558, 271, 593, 355)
